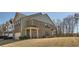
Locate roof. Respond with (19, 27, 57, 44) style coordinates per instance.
(28, 13, 42, 17)
(41, 14, 54, 25)
(29, 13, 54, 25)
(14, 12, 26, 21)
(14, 12, 54, 25)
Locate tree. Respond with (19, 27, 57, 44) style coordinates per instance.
(74, 13, 79, 36)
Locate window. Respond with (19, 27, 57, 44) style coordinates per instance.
(45, 31, 49, 36)
(45, 24, 50, 28)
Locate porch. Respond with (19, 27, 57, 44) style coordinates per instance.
(25, 27, 39, 38)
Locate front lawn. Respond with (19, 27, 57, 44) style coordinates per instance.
(0, 39, 19, 46)
(1, 37, 79, 47)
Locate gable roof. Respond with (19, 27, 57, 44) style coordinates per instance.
(29, 13, 42, 17)
(41, 14, 54, 25)
(14, 12, 26, 21)
(14, 12, 54, 25)
(28, 13, 54, 25)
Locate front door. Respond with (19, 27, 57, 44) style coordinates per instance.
(27, 29, 37, 38)
(32, 29, 37, 38)
(27, 30, 30, 38)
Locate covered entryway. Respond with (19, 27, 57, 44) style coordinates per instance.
(25, 27, 39, 38)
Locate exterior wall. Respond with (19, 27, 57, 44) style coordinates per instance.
(13, 19, 21, 39)
(31, 29, 37, 38)
(21, 17, 54, 38)
(32, 19, 53, 38)
(15, 32, 21, 39)
(21, 17, 28, 36)
(0, 13, 56, 39)
(13, 13, 26, 38)
(2, 24, 7, 36)
(0, 26, 3, 36)
(14, 20, 21, 33)
(6, 23, 14, 37)
(0, 32, 2, 36)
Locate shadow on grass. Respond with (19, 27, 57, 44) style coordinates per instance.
(0, 39, 28, 46)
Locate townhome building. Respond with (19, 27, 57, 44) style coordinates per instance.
(0, 12, 56, 39)
(13, 13, 56, 39)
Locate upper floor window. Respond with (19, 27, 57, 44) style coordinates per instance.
(45, 31, 49, 36)
(45, 24, 50, 28)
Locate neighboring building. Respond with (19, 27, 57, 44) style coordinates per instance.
(1, 24, 7, 36)
(5, 19, 14, 37)
(0, 12, 56, 39)
(0, 20, 14, 37)
(0, 25, 3, 36)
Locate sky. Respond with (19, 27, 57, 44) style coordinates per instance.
(0, 12, 78, 32)
(0, 12, 75, 25)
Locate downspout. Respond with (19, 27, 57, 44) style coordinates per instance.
(20, 19, 22, 36)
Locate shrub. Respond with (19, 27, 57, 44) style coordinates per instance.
(43, 36, 46, 38)
(19, 36, 29, 40)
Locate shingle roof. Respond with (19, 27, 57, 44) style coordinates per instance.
(41, 14, 54, 25)
(14, 12, 26, 21)
(14, 12, 54, 25)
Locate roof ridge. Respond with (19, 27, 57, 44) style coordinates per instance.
(43, 14, 55, 25)
(16, 12, 42, 16)
(16, 12, 26, 16)
(27, 12, 42, 16)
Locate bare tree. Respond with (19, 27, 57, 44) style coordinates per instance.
(61, 15, 75, 36)
(54, 13, 79, 37)
(74, 13, 79, 36)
